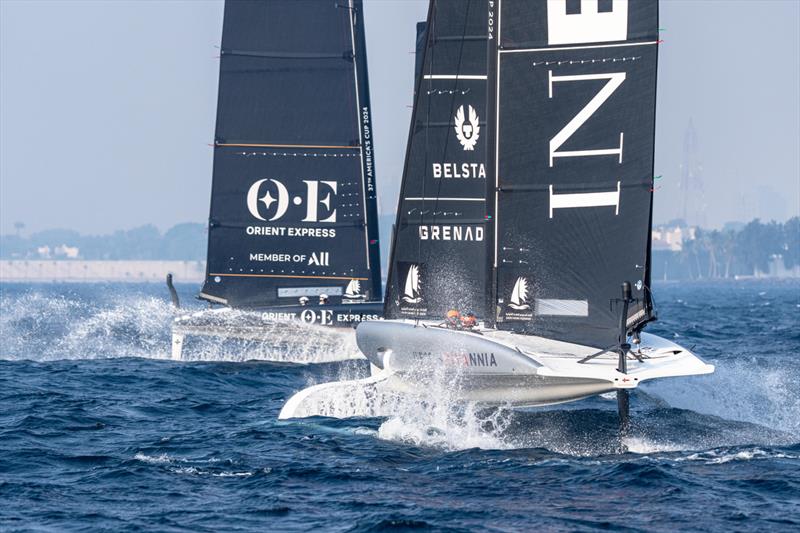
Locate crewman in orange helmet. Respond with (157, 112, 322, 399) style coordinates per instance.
(445, 309, 461, 329)
(460, 311, 477, 329)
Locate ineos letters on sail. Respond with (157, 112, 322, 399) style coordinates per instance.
(490, 0, 658, 347)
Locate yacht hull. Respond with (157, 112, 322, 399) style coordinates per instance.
(278, 319, 714, 418)
(170, 301, 382, 361)
(356, 320, 714, 407)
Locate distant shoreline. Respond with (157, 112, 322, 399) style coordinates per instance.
(1, 260, 797, 285)
(0, 260, 205, 283)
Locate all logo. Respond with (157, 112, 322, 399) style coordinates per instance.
(454, 105, 480, 151)
(246, 179, 337, 222)
(308, 252, 329, 266)
(508, 276, 531, 310)
(401, 264, 422, 304)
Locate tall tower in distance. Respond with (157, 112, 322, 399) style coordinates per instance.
(678, 119, 706, 228)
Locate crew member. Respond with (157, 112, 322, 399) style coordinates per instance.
(319, 294, 329, 305)
(460, 311, 477, 329)
(445, 309, 461, 329)
(299, 296, 309, 306)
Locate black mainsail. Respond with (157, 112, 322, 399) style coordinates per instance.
(199, 0, 382, 308)
(279, 0, 714, 420)
(488, 0, 658, 348)
(385, 0, 489, 320)
(282, 0, 715, 419)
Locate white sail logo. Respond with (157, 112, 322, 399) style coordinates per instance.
(401, 265, 422, 304)
(344, 279, 366, 300)
(454, 105, 480, 151)
(509, 277, 531, 310)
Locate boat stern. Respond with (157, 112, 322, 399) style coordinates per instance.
(533, 332, 715, 389)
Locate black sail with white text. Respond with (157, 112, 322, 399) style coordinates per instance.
(200, 0, 381, 308)
(385, 0, 489, 320)
(489, 0, 658, 347)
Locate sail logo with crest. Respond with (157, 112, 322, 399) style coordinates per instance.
(508, 277, 531, 310)
(401, 264, 423, 304)
(454, 105, 480, 151)
(343, 279, 366, 301)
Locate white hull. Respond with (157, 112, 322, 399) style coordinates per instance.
(169, 305, 378, 362)
(279, 319, 714, 418)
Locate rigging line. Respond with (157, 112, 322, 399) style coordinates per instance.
(415, 0, 438, 326)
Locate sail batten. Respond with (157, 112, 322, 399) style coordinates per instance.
(216, 143, 361, 149)
(222, 50, 352, 59)
(200, 0, 381, 309)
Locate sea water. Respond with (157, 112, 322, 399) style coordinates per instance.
(1, 281, 798, 531)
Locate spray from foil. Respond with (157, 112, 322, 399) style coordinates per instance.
(173, 308, 361, 363)
(285, 346, 799, 455)
(0, 291, 175, 360)
(281, 347, 516, 450)
(0, 290, 360, 363)
(373, 353, 514, 451)
(642, 356, 800, 438)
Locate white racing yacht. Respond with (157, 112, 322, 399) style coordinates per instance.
(280, 0, 714, 424)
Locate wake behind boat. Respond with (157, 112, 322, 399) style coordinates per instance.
(280, 0, 714, 425)
(170, 0, 383, 361)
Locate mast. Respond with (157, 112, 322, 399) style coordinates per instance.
(199, 0, 381, 308)
(641, 9, 661, 330)
(349, 0, 383, 302)
(484, 0, 499, 327)
(488, 0, 659, 348)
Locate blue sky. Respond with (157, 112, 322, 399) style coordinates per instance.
(1, 0, 798, 234)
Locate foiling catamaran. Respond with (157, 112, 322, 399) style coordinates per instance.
(280, 0, 714, 427)
(169, 0, 383, 360)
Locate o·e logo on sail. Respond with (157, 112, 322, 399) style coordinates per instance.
(246, 179, 338, 223)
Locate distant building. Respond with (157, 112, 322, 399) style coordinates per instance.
(651, 225, 696, 252)
(54, 244, 80, 259)
(762, 254, 800, 279)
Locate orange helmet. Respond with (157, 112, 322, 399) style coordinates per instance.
(446, 309, 460, 320)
